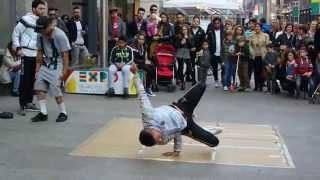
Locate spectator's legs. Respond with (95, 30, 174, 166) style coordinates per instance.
(199, 67, 209, 85)
(177, 58, 185, 83)
(211, 55, 219, 82)
(190, 51, 197, 83)
(310, 76, 320, 97)
(185, 58, 194, 83)
(248, 59, 254, 86)
(71, 45, 80, 66)
(122, 65, 131, 89)
(254, 56, 263, 90)
(79, 45, 90, 65)
(19, 57, 36, 108)
(296, 75, 302, 97)
(238, 61, 249, 89)
(140, 64, 156, 89)
(108, 65, 117, 90)
(10, 71, 20, 94)
(223, 60, 233, 88)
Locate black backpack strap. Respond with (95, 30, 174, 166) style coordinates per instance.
(19, 19, 36, 30)
(40, 37, 59, 70)
(50, 39, 59, 70)
(40, 37, 46, 56)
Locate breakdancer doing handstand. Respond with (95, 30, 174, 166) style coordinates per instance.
(131, 64, 222, 157)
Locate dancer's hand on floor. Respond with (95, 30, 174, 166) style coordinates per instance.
(162, 151, 180, 157)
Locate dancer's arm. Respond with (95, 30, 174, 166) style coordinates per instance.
(133, 66, 154, 126)
(161, 132, 182, 157)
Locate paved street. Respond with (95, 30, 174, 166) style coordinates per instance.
(0, 83, 320, 180)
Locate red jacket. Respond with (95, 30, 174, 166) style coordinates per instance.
(294, 57, 313, 75)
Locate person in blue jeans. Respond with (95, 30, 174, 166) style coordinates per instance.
(222, 30, 236, 91)
(0, 42, 21, 97)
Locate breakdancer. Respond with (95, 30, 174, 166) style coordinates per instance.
(131, 64, 222, 157)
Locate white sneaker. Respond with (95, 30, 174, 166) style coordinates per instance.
(223, 86, 229, 91)
(211, 127, 223, 135)
(215, 82, 220, 88)
(147, 89, 156, 97)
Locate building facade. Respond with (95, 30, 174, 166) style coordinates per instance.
(243, 0, 318, 23)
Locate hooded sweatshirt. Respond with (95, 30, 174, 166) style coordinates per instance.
(12, 13, 39, 57)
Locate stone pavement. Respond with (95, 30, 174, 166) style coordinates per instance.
(0, 84, 320, 180)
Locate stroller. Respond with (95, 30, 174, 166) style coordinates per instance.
(154, 43, 176, 92)
(309, 83, 320, 104)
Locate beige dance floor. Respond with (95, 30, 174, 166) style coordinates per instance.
(70, 118, 295, 168)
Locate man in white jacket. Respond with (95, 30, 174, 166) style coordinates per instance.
(12, 0, 46, 115)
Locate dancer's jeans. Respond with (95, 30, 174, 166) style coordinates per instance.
(174, 83, 219, 147)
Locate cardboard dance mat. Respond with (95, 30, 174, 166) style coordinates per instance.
(70, 118, 295, 168)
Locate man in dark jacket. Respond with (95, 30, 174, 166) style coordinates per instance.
(127, 7, 147, 42)
(66, 6, 89, 66)
(189, 16, 206, 84)
(206, 17, 224, 87)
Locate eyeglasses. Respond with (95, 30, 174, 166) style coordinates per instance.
(151, 8, 158, 12)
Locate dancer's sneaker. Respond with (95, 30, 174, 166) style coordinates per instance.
(56, 113, 68, 123)
(31, 113, 48, 122)
(211, 127, 223, 136)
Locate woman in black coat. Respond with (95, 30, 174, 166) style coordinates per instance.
(275, 23, 296, 49)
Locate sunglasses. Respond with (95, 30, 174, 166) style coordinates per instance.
(151, 9, 158, 12)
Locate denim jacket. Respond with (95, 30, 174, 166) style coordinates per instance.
(135, 76, 187, 151)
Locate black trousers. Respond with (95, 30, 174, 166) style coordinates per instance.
(211, 55, 224, 82)
(137, 63, 156, 89)
(19, 57, 36, 108)
(248, 59, 254, 83)
(186, 51, 196, 82)
(177, 58, 193, 83)
(173, 83, 219, 147)
(253, 56, 265, 90)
